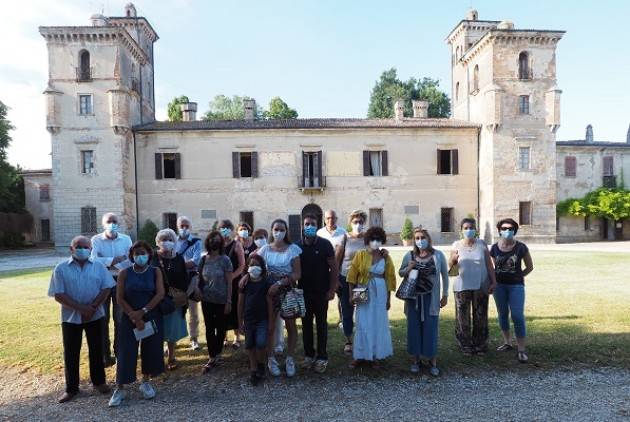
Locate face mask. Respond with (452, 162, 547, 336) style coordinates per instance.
(105, 223, 119, 233)
(160, 241, 175, 251)
(238, 230, 249, 239)
(272, 230, 286, 241)
(463, 229, 476, 239)
(369, 240, 382, 250)
(304, 225, 317, 237)
(351, 223, 364, 233)
(500, 229, 515, 239)
(248, 266, 263, 279)
(220, 228, 232, 238)
(134, 255, 149, 266)
(254, 238, 267, 248)
(73, 248, 91, 261)
(178, 228, 190, 238)
(416, 239, 429, 249)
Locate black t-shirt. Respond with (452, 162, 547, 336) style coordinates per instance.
(297, 237, 335, 294)
(490, 241, 529, 285)
(241, 276, 274, 323)
(152, 253, 189, 291)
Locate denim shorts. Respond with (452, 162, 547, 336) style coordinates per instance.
(244, 320, 268, 350)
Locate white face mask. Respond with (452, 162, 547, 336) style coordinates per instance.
(238, 230, 249, 239)
(178, 228, 190, 238)
(254, 238, 267, 248)
(248, 266, 263, 279)
(272, 230, 286, 241)
(369, 240, 382, 250)
(351, 223, 364, 233)
(160, 240, 175, 251)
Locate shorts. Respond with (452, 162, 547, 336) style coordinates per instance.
(244, 320, 268, 350)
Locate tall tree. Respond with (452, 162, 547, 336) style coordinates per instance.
(263, 97, 298, 119)
(203, 95, 262, 120)
(167, 95, 190, 122)
(416, 77, 451, 118)
(0, 101, 24, 213)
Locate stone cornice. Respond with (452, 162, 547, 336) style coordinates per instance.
(39, 26, 149, 65)
(107, 17, 159, 42)
(445, 19, 500, 43)
(460, 29, 564, 64)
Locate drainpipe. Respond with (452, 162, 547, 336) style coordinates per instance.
(133, 131, 140, 239)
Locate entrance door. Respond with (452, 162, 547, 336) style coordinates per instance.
(601, 218, 609, 240)
(614, 220, 623, 240)
(301, 203, 323, 228)
(369, 208, 383, 228)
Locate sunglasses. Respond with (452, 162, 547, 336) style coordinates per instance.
(500, 227, 514, 231)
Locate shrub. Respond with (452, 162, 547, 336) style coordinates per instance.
(138, 219, 159, 248)
(400, 218, 414, 241)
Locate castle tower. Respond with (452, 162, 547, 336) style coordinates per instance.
(447, 11, 564, 242)
(39, 3, 158, 250)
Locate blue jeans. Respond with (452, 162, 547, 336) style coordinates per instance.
(244, 320, 268, 350)
(338, 275, 354, 338)
(493, 283, 526, 338)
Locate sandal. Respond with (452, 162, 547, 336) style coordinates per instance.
(517, 351, 529, 363)
(232, 340, 241, 350)
(497, 343, 514, 352)
(167, 360, 178, 370)
(343, 342, 353, 355)
(202, 359, 217, 374)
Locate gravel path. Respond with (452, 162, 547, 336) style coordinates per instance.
(1, 367, 629, 421)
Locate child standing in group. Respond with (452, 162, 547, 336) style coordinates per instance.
(238, 254, 275, 385)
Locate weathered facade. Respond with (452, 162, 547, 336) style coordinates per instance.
(19, 170, 54, 243)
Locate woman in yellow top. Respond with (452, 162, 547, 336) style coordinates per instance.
(346, 227, 396, 368)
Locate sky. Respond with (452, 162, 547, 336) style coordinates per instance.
(1, 0, 629, 169)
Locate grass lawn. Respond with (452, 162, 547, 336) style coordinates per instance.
(0, 250, 629, 382)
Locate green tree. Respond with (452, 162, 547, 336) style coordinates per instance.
(0, 101, 24, 213)
(557, 188, 630, 222)
(263, 97, 298, 119)
(416, 77, 451, 118)
(167, 95, 190, 122)
(203, 95, 262, 120)
(400, 217, 414, 241)
(138, 219, 159, 248)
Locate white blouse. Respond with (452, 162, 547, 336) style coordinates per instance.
(257, 243, 302, 277)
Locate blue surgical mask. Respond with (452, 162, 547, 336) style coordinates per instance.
(304, 225, 317, 237)
(416, 239, 429, 249)
(254, 238, 267, 248)
(73, 248, 91, 261)
(105, 223, 119, 233)
(160, 241, 175, 251)
(134, 255, 149, 266)
(463, 229, 476, 239)
(500, 229, 515, 239)
(238, 230, 249, 239)
(220, 228, 232, 238)
(178, 228, 190, 238)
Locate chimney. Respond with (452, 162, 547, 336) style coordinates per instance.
(412, 100, 429, 118)
(180, 102, 197, 121)
(585, 124, 594, 143)
(244, 98, 256, 121)
(394, 99, 405, 120)
(465, 9, 478, 21)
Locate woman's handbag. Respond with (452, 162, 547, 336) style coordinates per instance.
(158, 294, 176, 315)
(280, 288, 306, 320)
(396, 268, 419, 300)
(169, 286, 188, 307)
(351, 286, 369, 304)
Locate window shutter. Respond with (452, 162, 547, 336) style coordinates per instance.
(603, 156, 614, 176)
(89, 208, 96, 233)
(154, 153, 162, 179)
(565, 156, 576, 177)
(288, 214, 302, 242)
(452, 149, 459, 175)
(302, 152, 309, 178)
(381, 151, 388, 176)
(437, 149, 442, 174)
(232, 152, 240, 178)
(174, 153, 181, 179)
(81, 208, 89, 233)
(317, 151, 323, 179)
(251, 152, 258, 178)
(363, 151, 370, 176)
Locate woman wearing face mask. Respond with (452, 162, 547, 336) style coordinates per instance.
(490, 218, 533, 363)
(346, 227, 396, 368)
(252, 228, 269, 253)
(237, 223, 257, 261)
(198, 231, 234, 373)
(217, 220, 245, 350)
(152, 229, 190, 370)
(399, 228, 449, 376)
(257, 219, 302, 377)
(109, 241, 165, 407)
(337, 210, 368, 354)
(449, 218, 496, 356)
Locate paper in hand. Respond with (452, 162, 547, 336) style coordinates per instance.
(133, 320, 157, 341)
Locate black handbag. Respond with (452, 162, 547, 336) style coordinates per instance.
(159, 294, 176, 315)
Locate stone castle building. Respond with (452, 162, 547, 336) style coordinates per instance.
(24, 4, 630, 249)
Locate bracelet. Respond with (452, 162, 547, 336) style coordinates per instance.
(142, 307, 149, 314)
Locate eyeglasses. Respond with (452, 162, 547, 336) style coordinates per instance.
(500, 227, 513, 231)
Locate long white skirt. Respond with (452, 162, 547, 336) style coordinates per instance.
(353, 277, 393, 361)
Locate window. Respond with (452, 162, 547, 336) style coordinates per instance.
(518, 52, 531, 80)
(77, 50, 91, 81)
(240, 211, 254, 229)
(80, 206, 97, 234)
(163, 213, 178, 230)
(455, 46, 460, 61)
(232, 152, 258, 178)
(603, 156, 614, 176)
(302, 151, 323, 187)
(288, 214, 302, 242)
(437, 149, 459, 175)
(518, 95, 530, 114)
(79, 94, 93, 115)
(584, 215, 591, 231)
(564, 156, 577, 177)
(39, 184, 50, 202)
(519, 201, 532, 226)
(155, 153, 181, 179)
(81, 150, 94, 174)
(518, 147, 530, 171)
(41, 219, 50, 242)
(440, 208, 454, 232)
(369, 208, 383, 228)
(472, 65, 479, 93)
(455, 82, 459, 101)
(363, 151, 388, 176)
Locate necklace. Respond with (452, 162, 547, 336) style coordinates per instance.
(132, 264, 149, 274)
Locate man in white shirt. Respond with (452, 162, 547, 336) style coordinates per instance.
(316, 210, 347, 325)
(90, 212, 132, 366)
(49, 235, 116, 403)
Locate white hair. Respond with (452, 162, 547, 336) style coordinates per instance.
(71, 235, 91, 248)
(155, 228, 177, 243)
(177, 215, 192, 227)
(101, 212, 118, 227)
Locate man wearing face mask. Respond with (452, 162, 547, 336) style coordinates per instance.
(49, 235, 116, 403)
(296, 214, 338, 373)
(175, 216, 202, 351)
(91, 212, 132, 366)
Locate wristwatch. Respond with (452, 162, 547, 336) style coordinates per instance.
(142, 307, 149, 314)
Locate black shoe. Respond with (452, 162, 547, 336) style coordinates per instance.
(256, 363, 266, 379)
(58, 391, 78, 403)
(249, 371, 259, 386)
(103, 356, 116, 368)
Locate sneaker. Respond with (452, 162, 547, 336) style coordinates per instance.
(274, 345, 284, 355)
(268, 357, 281, 377)
(313, 359, 328, 374)
(190, 339, 200, 351)
(108, 389, 125, 407)
(285, 357, 296, 377)
(301, 356, 315, 370)
(410, 362, 420, 374)
(429, 366, 440, 377)
(139, 382, 156, 400)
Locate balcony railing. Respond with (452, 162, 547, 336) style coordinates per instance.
(299, 175, 326, 192)
(603, 175, 617, 188)
(76, 66, 93, 82)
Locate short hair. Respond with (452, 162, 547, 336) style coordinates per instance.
(348, 210, 368, 224)
(460, 217, 477, 230)
(71, 235, 91, 248)
(101, 212, 118, 226)
(237, 222, 252, 232)
(269, 219, 291, 244)
(204, 230, 225, 254)
(155, 228, 177, 243)
(177, 215, 191, 227)
(217, 219, 234, 231)
(247, 254, 267, 280)
(496, 218, 519, 235)
(303, 213, 318, 223)
(253, 228, 268, 239)
(324, 210, 337, 218)
(412, 227, 435, 255)
(129, 240, 153, 263)
(364, 226, 387, 245)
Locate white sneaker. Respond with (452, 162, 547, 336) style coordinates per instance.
(108, 388, 125, 407)
(285, 356, 296, 377)
(410, 362, 420, 374)
(190, 339, 200, 351)
(268, 357, 281, 377)
(314, 359, 328, 374)
(301, 356, 315, 370)
(139, 382, 156, 400)
(274, 345, 284, 355)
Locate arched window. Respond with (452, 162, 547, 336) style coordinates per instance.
(78, 50, 90, 81)
(518, 51, 530, 80)
(473, 65, 479, 93)
(455, 82, 460, 101)
(455, 46, 460, 61)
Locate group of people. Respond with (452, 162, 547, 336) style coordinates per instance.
(48, 209, 533, 406)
